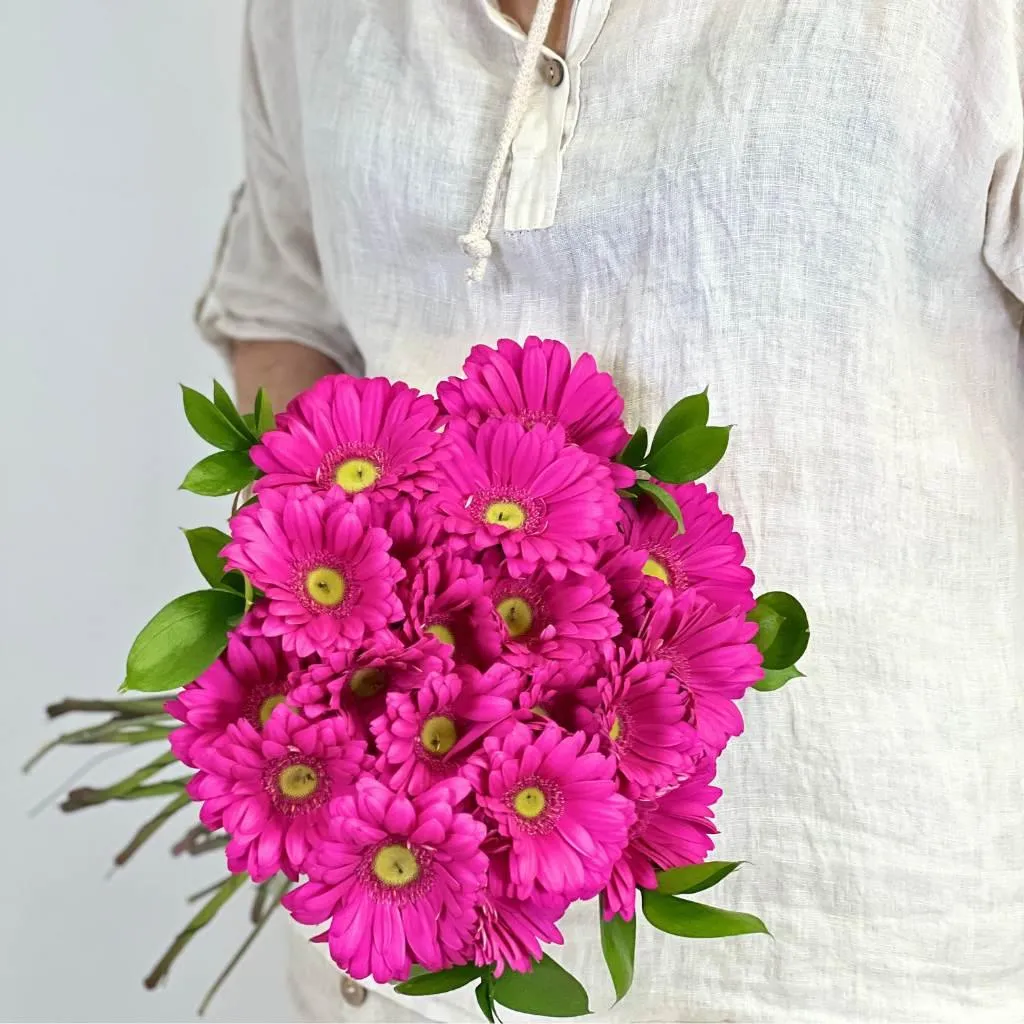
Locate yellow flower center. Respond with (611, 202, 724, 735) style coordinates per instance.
(609, 716, 622, 743)
(642, 558, 670, 585)
(426, 623, 455, 647)
(420, 715, 458, 755)
(277, 763, 319, 801)
(349, 667, 386, 699)
(484, 501, 526, 530)
(335, 458, 379, 494)
(513, 785, 547, 819)
(258, 694, 287, 724)
(497, 596, 534, 638)
(372, 844, 420, 887)
(305, 566, 346, 607)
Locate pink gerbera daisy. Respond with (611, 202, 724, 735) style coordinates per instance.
(641, 589, 763, 756)
(595, 534, 649, 638)
(586, 639, 700, 798)
(165, 633, 299, 768)
(437, 336, 630, 467)
(468, 722, 634, 901)
(485, 556, 620, 666)
(381, 496, 446, 565)
(602, 768, 721, 920)
(371, 666, 520, 795)
(506, 661, 591, 734)
(283, 777, 488, 982)
(637, 767, 721, 870)
(621, 482, 755, 615)
(436, 419, 619, 579)
(398, 546, 503, 666)
(187, 706, 366, 881)
(251, 375, 446, 503)
(288, 634, 448, 730)
(222, 488, 403, 658)
(469, 843, 568, 977)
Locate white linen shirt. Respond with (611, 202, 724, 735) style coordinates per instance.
(197, 2, 1024, 1021)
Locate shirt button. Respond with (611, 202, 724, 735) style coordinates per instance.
(340, 976, 367, 1006)
(540, 56, 565, 87)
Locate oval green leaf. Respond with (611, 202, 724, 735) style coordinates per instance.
(180, 385, 250, 451)
(749, 591, 810, 670)
(254, 387, 276, 436)
(754, 664, 805, 692)
(641, 890, 769, 939)
(212, 379, 258, 443)
(180, 451, 259, 497)
(183, 527, 232, 587)
(475, 979, 496, 1023)
(656, 861, 743, 895)
(492, 954, 590, 1017)
(650, 389, 710, 456)
(394, 964, 481, 996)
(219, 570, 248, 596)
(122, 590, 245, 693)
(646, 425, 731, 484)
(634, 478, 684, 532)
(600, 906, 635, 1004)
(617, 426, 649, 469)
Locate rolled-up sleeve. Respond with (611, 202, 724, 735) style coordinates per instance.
(982, 4, 1024, 305)
(195, 0, 362, 374)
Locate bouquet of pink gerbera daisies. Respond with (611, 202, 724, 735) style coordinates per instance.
(29, 337, 808, 1019)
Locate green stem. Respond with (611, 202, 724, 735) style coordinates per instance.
(24, 719, 175, 773)
(188, 876, 235, 904)
(61, 776, 190, 812)
(243, 572, 253, 613)
(104, 750, 177, 798)
(250, 879, 272, 924)
(144, 873, 249, 990)
(23, 719, 135, 773)
(198, 876, 291, 1016)
(114, 791, 192, 866)
(46, 697, 170, 720)
(173, 825, 229, 858)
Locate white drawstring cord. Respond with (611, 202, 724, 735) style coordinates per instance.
(459, 0, 559, 282)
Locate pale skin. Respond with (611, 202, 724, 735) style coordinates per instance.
(231, 0, 574, 413)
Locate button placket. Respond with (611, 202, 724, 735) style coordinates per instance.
(504, 66, 572, 231)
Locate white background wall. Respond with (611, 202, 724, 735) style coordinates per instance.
(0, 2, 295, 1020)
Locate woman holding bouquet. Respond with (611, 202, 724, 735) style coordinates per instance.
(198, 1, 1024, 1020)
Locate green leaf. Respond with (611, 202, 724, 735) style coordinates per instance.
(475, 979, 496, 1023)
(219, 570, 247, 595)
(634, 479, 684, 531)
(180, 450, 259, 497)
(650, 389, 710, 456)
(254, 387, 275, 436)
(641, 890, 769, 939)
(600, 905, 635, 1004)
(645, 425, 731, 484)
(492, 955, 590, 1017)
(182, 527, 232, 587)
(212, 379, 258, 442)
(180, 385, 250, 451)
(617, 426, 649, 469)
(754, 664, 805, 692)
(122, 590, 245, 693)
(395, 965, 482, 996)
(656, 861, 743, 895)
(749, 591, 810, 670)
